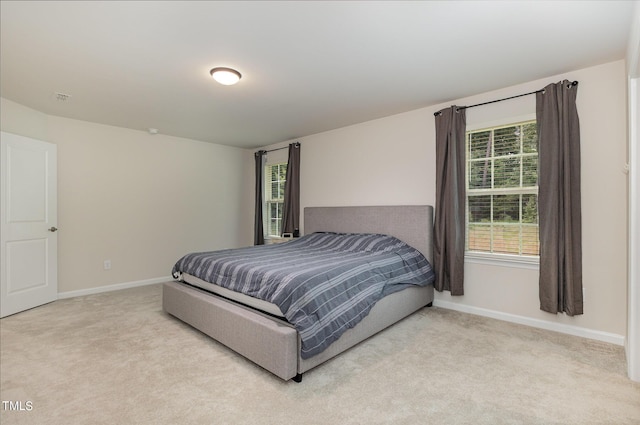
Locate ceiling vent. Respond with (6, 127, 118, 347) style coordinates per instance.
(54, 92, 72, 102)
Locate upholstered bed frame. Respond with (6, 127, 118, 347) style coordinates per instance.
(162, 205, 434, 382)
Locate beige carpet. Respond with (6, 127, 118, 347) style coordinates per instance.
(1, 283, 638, 425)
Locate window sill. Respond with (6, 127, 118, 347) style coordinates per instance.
(265, 236, 293, 245)
(465, 251, 539, 270)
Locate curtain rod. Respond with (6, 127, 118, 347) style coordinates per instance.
(257, 141, 300, 155)
(433, 80, 578, 117)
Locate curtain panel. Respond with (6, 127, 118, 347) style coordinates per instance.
(434, 106, 466, 295)
(282, 142, 301, 236)
(536, 80, 583, 315)
(254, 150, 266, 245)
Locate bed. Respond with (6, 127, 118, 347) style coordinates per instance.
(162, 205, 435, 382)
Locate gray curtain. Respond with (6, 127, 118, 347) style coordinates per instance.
(254, 150, 266, 245)
(433, 106, 466, 295)
(282, 142, 300, 236)
(536, 80, 583, 315)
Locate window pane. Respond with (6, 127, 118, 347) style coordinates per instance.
(469, 131, 492, 160)
(468, 195, 491, 223)
(493, 224, 520, 254)
(522, 225, 540, 255)
(493, 194, 520, 222)
(494, 156, 521, 188)
(522, 122, 538, 154)
(266, 201, 284, 236)
(279, 164, 287, 180)
(522, 156, 537, 187)
(522, 194, 538, 224)
(493, 126, 519, 157)
(469, 160, 492, 189)
(468, 224, 491, 252)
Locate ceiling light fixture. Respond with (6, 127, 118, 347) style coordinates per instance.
(210, 67, 242, 85)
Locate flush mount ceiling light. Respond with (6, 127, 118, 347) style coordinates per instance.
(210, 67, 242, 85)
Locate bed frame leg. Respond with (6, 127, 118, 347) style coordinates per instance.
(426, 302, 433, 307)
(292, 373, 303, 383)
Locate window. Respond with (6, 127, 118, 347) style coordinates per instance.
(265, 163, 287, 237)
(466, 120, 539, 258)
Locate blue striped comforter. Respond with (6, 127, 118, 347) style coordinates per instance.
(171, 232, 435, 358)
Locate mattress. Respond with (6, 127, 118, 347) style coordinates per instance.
(181, 272, 285, 317)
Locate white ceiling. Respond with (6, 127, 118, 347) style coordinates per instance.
(0, 1, 635, 149)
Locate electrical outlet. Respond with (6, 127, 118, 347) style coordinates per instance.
(104, 260, 111, 270)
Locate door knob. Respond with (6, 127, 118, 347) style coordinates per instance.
(48, 227, 58, 232)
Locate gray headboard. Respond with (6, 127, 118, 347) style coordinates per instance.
(304, 205, 434, 263)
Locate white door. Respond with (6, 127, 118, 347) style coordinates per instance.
(1, 131, 57, 318)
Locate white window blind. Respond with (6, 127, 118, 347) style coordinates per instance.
(466, 120, 539, 256)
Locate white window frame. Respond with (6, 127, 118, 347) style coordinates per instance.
(464, 115, 540, 269)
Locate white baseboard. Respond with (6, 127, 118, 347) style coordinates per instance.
(57, 276, 172, 300)
(57, 279, 625, 347)
(433, 299, 625, 346)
